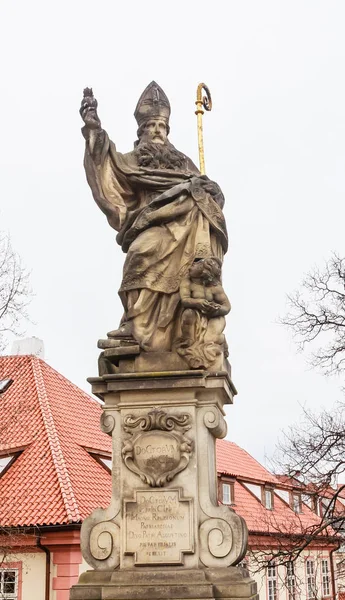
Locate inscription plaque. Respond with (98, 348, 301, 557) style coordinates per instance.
(124, 488, 194, 565)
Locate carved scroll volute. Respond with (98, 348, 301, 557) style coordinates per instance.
(204, 408, 227, 439)
(80, 506, 120, 570)
(199, 515, 247, 568)
(100, 412, 115, 435)
(80, 411, 120, 570)
(197, 403, 248, 567)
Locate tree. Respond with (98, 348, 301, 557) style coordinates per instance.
(281, 254, 345, 377)
(245, 255, 345, 590)
(245, 255, 345, 594)
(0, 230, 32, 569)
(0, 231, 31, 353)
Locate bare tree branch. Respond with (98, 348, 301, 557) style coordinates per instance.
(0, 231, 32, 353)
(281, 254, 345, 375)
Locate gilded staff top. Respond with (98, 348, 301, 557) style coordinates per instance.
(195, 83, 212, 175)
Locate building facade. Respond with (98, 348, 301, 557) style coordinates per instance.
(217, 439, 341, 600)
(0, 353, 343, 600)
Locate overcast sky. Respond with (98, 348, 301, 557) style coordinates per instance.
(1, 1, 344, 468)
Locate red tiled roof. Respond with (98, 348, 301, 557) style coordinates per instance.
(216, 439, 335, 538)
(216, 439, 278, 484)
(232, 480, 321, 535)
(0, 355, 112, 527)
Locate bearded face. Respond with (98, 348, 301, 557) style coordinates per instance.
(134, 118, 188, 170)
(135, 140, 188, 170)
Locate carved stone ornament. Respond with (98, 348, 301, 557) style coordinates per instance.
(122, 409, 193, 487)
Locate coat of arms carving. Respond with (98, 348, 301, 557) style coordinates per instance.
(122, 409, 193, 487)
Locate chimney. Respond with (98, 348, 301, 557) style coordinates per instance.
(11, 337, 45, 359)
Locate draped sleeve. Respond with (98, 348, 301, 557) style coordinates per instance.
(82, 127, 134, 232)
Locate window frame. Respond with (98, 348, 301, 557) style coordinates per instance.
(306, 558, 317, 600)
(321, 558, 331, 598)
(221, 482, 234, 505)
(0, 379, 13, 394)
(267, 560, 278, 600)
(286, 561, 296, 600)
(0, 562, 22, 600)
(292, 493, 302, 513)
(0, 452, 21, 479)
(84, 448, 112, 474)
(264, 487, 274, 510)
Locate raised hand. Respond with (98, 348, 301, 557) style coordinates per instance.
(80, 87, 101, 129)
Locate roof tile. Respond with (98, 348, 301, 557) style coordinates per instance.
(0, 355, 111, 527)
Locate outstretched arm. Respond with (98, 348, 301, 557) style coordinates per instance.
(80, 88, 107, 156)
(80, 88, 129, 231)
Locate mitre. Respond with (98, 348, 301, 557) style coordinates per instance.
(134, 81, 171, 127)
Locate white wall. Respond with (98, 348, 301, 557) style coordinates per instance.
(2, 552, 46, 600)
(247, 548, 333, 600)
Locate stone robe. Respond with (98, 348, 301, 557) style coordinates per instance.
(83, 129, 228, 351)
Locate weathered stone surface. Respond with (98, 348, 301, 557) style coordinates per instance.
(75, 373, 246, 572)
(71, 83, 258, 600)
(124, 488, 194, 564)
(121, 408, 192, 487)
(70, 567, 258, 600)
(80, 83, 230, 372)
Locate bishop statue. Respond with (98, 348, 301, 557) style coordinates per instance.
(80, 82, 230, 372)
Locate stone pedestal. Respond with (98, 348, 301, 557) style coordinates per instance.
(70, 369, 258, 600)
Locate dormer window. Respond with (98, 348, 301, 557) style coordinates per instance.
(292, 493, 301, 513)
(0, 452, 20, 477)
(0, 379, 13, 394)
(221, 482, 234, 505)
(264, 488, 274, 510)
(87, 451, 112, 473)
(99, 457, 112, 471)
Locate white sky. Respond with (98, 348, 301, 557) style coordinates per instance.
(1, 1, 344, 468)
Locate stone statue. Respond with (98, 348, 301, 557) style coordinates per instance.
(71, 82, 256, 600)
(80, 82, 229, 372)
(177, 257, 230, 369)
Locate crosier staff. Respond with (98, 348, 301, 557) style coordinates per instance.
(195, 83, 212, 175)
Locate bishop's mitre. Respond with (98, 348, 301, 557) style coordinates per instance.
(134, 81, 171, 127)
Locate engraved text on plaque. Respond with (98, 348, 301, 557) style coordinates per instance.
(124, 488, 194, 565)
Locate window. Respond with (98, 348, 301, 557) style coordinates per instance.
(0, 379, 13, 394)
(302, 494, 312, 508)
(286, 562, 296, 600)
(306, 559, 316, 599)
(265, 489, 274, 510)
(99, 457, 112, 471)
(293, 494, 301, 513)
(0, 569, 18, 599)
(267, 562, 278, 600)
(322, 559, 330, 597)
(88, 451, 112, 473)
(0, 453, 20, 477)
(222, 483, 232, 505)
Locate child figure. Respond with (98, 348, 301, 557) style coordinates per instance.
(177, 257, 231, 369)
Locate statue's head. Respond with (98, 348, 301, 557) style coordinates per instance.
(134, 81, 170, 144)
(138, 118, 168, 145)
(134, 81, 188, 170)
(190, 257, 222, 285)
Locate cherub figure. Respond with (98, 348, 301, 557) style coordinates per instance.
(177, 258, 231, 369)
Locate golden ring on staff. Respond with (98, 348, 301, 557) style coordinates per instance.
(195, 83, 212, 175)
